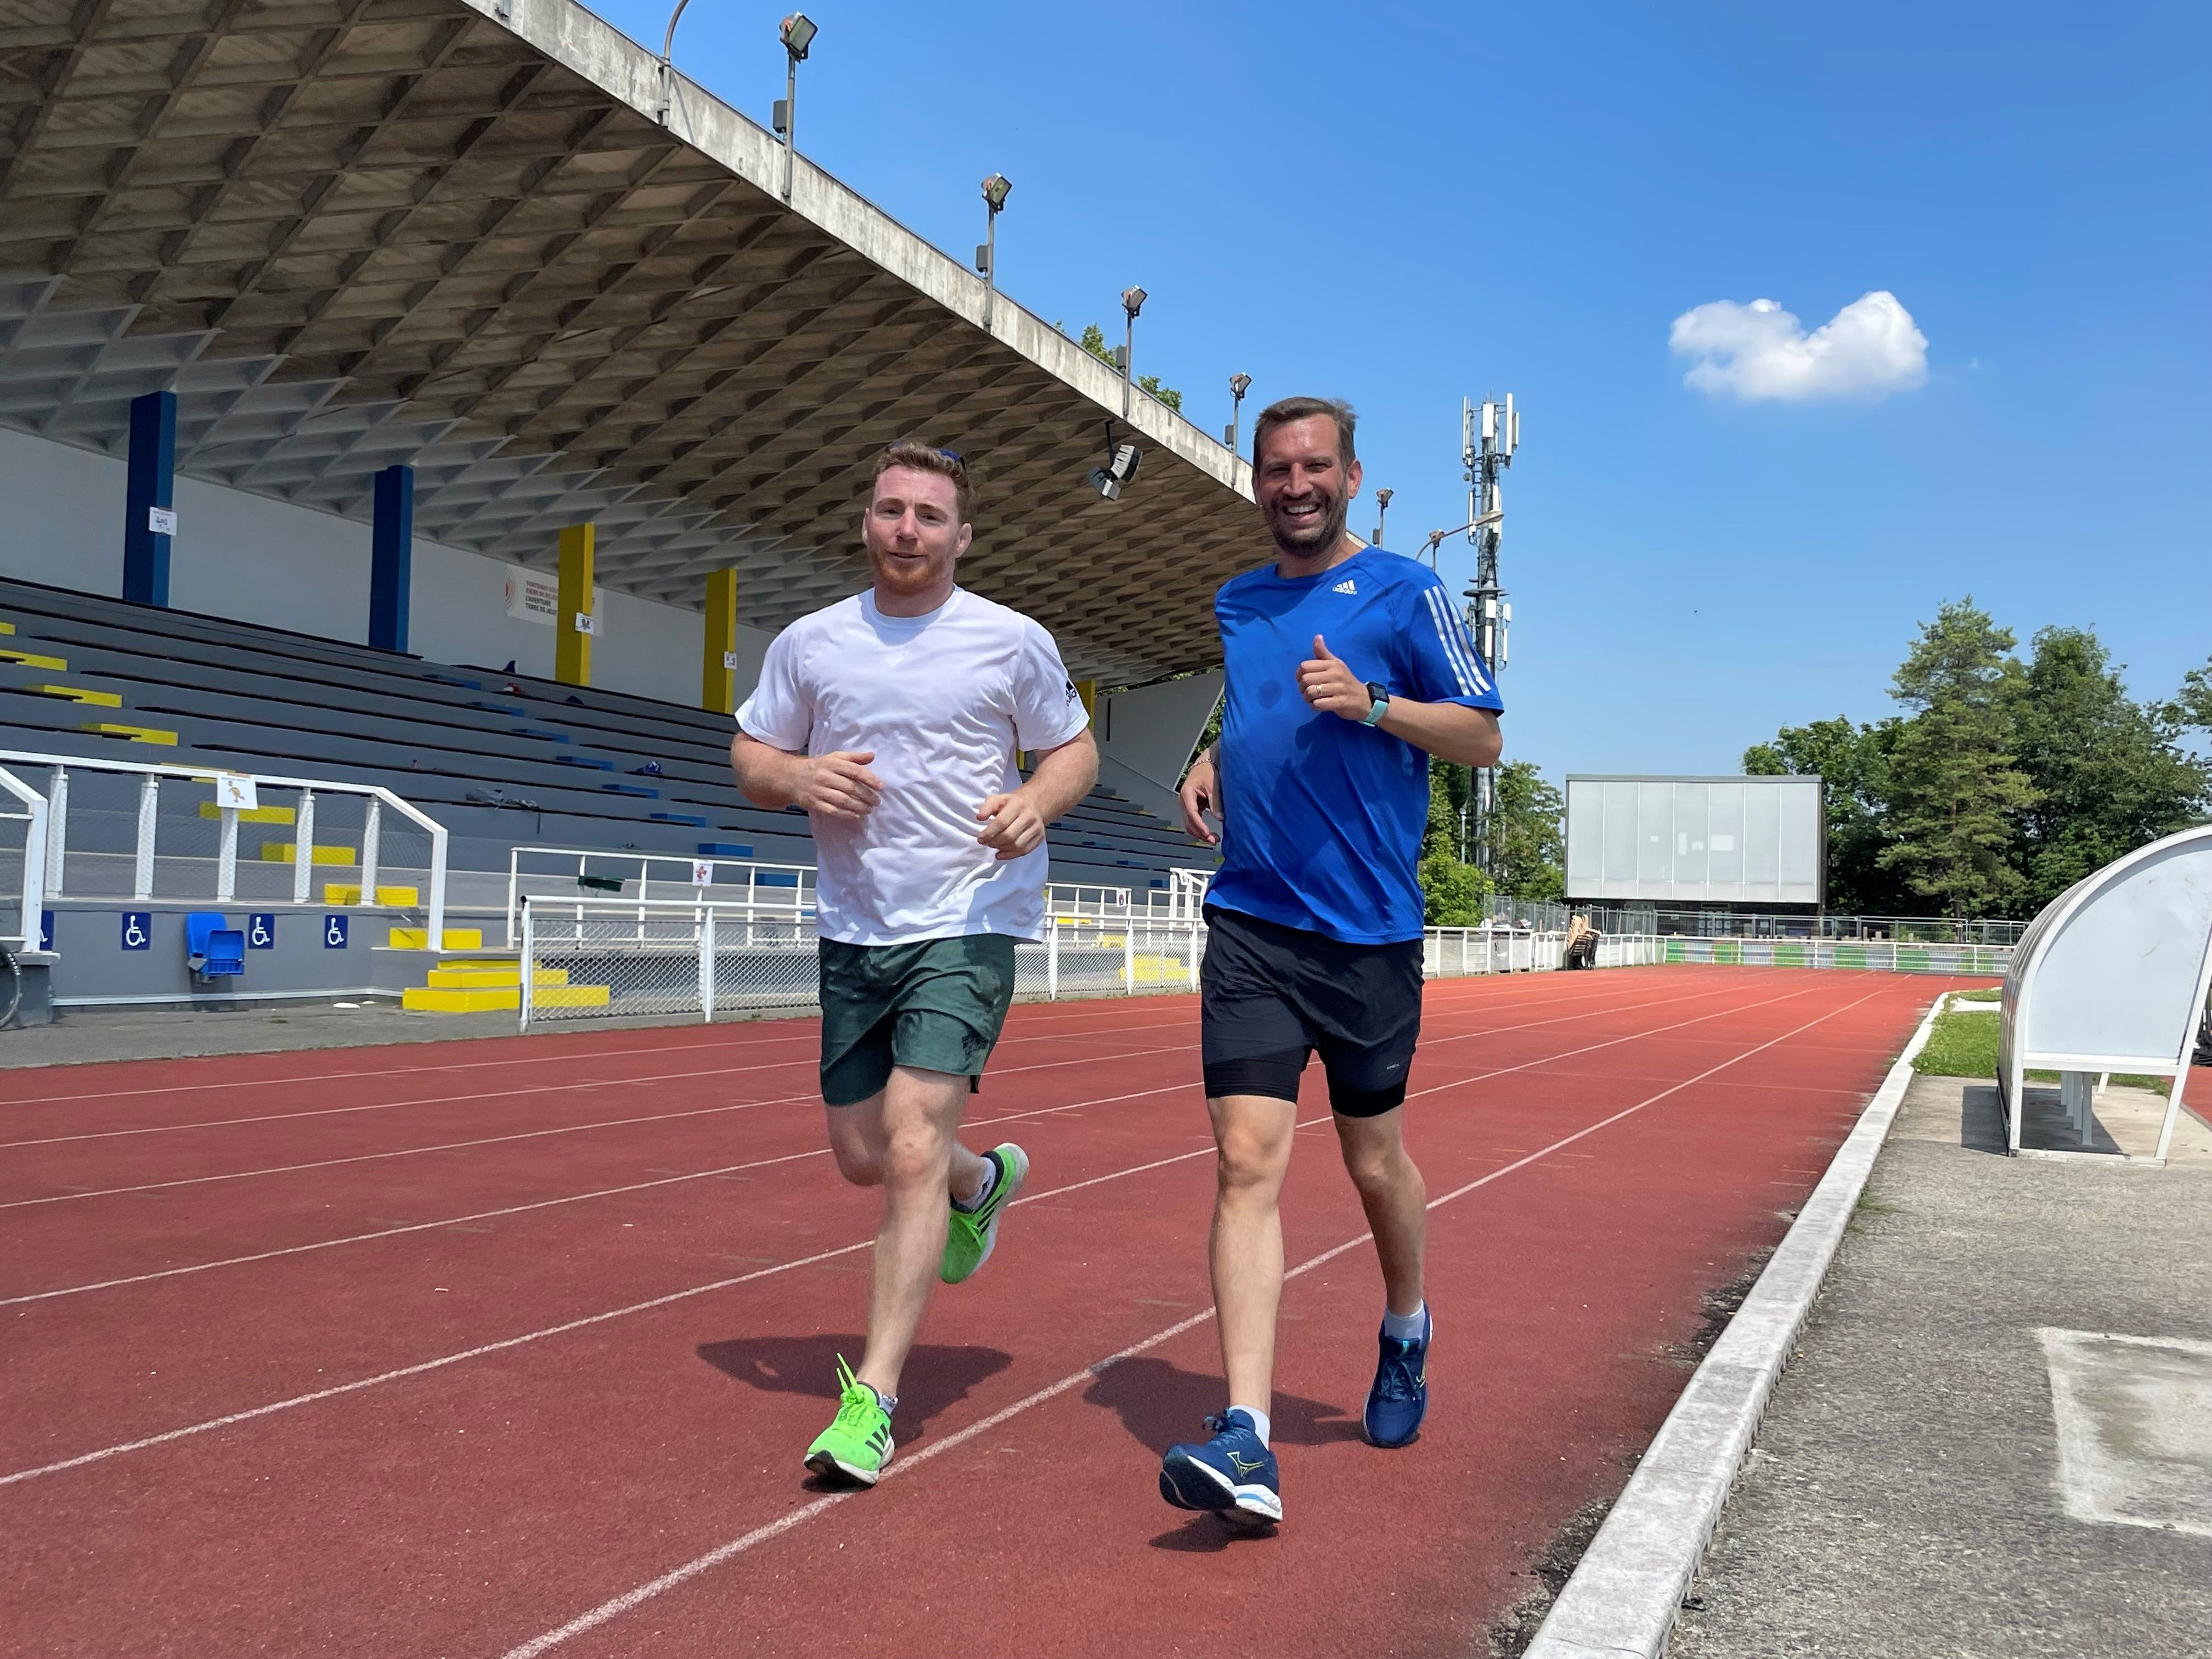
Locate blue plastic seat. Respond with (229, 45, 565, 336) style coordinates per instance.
(185, 912, 245, 978)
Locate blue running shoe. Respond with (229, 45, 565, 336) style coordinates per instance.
(1363, 1307, 1431, 1447)
(1159, 1409, 1282, 1527)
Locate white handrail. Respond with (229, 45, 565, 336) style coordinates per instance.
(0, 764, 49, 950)
(0, 748, 447, 944)
(504, 844, 817, 947)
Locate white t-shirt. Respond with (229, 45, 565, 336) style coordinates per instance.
(736, 587, 1092, 945)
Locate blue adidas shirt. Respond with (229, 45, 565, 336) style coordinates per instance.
(1206, 548, 1504, 945)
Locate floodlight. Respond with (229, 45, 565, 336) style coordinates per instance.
(1087, 439, 1142, 500)
(1229, 373, 1250, 399)
(780, 12, 817, 58)
(1120, 286, 1147, 319)
(981, 173, 1012, 212)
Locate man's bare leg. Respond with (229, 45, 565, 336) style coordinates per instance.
(1333, 1107, 1425, 1316)
(820, 1064, 990, 1401)
(1207, 1093, 1300, 1414)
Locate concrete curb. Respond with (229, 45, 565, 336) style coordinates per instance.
(1522, 990, 1955, 1659)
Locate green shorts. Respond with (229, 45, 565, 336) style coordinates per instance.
(817, 933, 1019, 1107)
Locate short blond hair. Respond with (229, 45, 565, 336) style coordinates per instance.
(873, 441, 973, 522)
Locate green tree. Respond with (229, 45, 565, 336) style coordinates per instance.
(1742, 715, 1909, 913)
(1877, 599, 2039, 919)
(2010, 628, 2210, 907)
(1418, 758, 1489, 924)
(2164, 654, 2212, 742)
(1077, 324, 1181, 410)
(1488, 760, 1565, 900)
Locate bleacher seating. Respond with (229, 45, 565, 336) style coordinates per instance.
(0, 574, 1214, 895)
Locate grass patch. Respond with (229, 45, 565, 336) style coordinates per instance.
(1953, 986, 2002, 1002)
(1912, 1006, 1998, 1077)
(1913, 1000, 2171, 1088)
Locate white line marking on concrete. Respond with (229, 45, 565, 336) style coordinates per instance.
(2039, 1328, 2212, 1538)
(496, 989, 1882, 1658)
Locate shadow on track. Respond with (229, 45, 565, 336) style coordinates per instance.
(696, 1333, 1012, 1446)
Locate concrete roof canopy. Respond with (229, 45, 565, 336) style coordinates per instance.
(0, 0, 1266, 682)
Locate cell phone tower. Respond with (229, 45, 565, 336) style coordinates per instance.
(1462, 394, 1517, 872)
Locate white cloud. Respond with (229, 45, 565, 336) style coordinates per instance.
(1668, 291, 1928, 402)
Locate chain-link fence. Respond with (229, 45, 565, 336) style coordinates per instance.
(1499, 895, 2028, 945)
(517, 901, 2012, 1031)
(0, 764, 44, 949)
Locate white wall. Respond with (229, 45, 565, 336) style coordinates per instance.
(0, 424, 774, 707)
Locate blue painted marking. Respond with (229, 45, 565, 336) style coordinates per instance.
(40, 909, 56, 951)
(247, 913, 277, 949)
(121, 912, 152, 951)
(323, 914, 349, 949)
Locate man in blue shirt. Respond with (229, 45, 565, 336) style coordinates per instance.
(1159, 397, 1504, 1528)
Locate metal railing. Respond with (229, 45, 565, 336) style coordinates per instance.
(503, 845, 816, 947)
(1525, 896, 2029, 945)
(2, 749, 448, 943)
(0, 764, 49, 949)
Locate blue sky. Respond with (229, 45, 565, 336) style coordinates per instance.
(586, 0, 2210, 777)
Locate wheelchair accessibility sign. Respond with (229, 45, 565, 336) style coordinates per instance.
(247, 913, 277, 950)
(121, 912, 153, 951)
(323, 915, 349, 949)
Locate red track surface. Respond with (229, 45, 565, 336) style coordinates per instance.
(2, 967, 1982, 1658)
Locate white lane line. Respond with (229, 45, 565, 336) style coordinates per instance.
(498, 986, 1884, 1658)
(0, 979, 1855, 1483)
(0, 1081, 1197, 1308)
(0, 999, 1199, 1112)
(0, 1013, 1199, 1147)
(0, 1136, 1237, 1489)
(0, 1040, 1204, 1210)
(4, 973, 1793, 1287)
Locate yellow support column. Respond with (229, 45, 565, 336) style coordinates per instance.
(555, 523, 595, 686)
(1075, 679, 1097, 724)
(702, 567, 739, 714)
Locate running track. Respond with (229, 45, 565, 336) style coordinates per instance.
(1, 966, 1985, 1657)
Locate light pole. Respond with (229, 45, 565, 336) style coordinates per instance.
(977, 173, 1011, 331)
(1372, 487, 1393, 548)
(1224, 371, 1250, 454)
(772, 13, 817, 203)
(1119, 286, 1146, 419)
(654, 0, 696, 125)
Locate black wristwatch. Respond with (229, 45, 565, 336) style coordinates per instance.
(1360, 681, 1390, 727)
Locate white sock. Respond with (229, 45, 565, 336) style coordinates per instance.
(1229, 1405, 1271, 1447)
(952, 1151, 997, 1214)
(1382, 1301, 1427, 1342)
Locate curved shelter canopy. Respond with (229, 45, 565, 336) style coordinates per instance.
(1999, 823, 2212, 1161)
(0, 0, 1266, 684)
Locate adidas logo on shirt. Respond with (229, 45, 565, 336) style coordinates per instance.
(1332, 578, 1358, 595)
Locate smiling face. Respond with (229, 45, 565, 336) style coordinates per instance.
(864, 464, 972, 613)
(1254, 413, 1362, 568)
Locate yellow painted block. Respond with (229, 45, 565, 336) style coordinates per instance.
(83, 723, 176, 746)
(426, 965, 570, 990)
(2, 647, 66, 669)
(403, 985, 519, 1013)
(199, 803, 297, 824)
(29, 684, 121, 707)
(0, 619, 14, 634)
(403, 981, 608, 1013)
(386, 927, 485, 951)
(261, 843, 357, 865)
(323, 884, 420, 907)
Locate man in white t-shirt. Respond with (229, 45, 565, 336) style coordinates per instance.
(731, 441, 1098, 1488)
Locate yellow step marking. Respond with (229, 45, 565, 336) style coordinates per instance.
(4, 649, 69, 669)
(260, 843, 357, 865)
(199, 802, 297, 824)
(386, 927, 485, 951)
(82, 723, 176, 746)
(27, 684, 121, 707)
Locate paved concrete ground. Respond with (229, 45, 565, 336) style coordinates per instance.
(1669, 1074, 2212, 1658)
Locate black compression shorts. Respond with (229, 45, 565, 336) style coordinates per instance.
(1198, 905, 1424, 1118)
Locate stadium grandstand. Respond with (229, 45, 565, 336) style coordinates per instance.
(0, 0, 1251, 1017)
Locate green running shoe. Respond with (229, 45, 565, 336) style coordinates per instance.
(803, 1355, 893, 1487)
(940, 1143, 1029, 1285)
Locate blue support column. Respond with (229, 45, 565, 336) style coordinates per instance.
(123, 390, 177, 607)
(369, 464, 414, 653)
